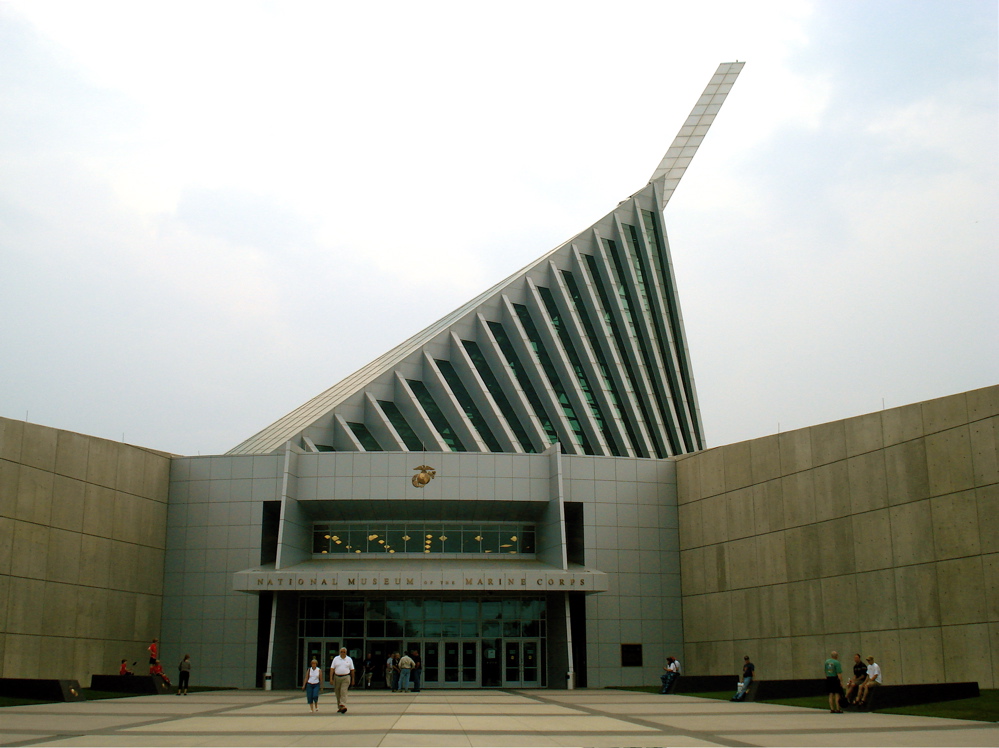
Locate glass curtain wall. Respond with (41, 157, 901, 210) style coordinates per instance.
(298, 595, 546, 688)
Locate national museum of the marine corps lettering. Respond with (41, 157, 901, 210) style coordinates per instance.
(1, 62, 996, 692)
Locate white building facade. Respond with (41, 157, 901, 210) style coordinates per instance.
(161, 62, 745, 689)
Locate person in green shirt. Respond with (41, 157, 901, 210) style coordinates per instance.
(823, 651, 844, 713)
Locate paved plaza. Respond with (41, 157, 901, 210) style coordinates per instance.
(1, 689, 997, 747)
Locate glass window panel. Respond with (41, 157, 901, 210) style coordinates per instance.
(502, 599, 519, 621)
(403, 598, 422, 620)
(481, 620, 501, 638)
(503, 621, 521, 637)
(442, 601, 460, 621)
(385, 600, 404, 620)
(481, 600, 501, 621)
(462, 528, 482, 553)
(366, 599, 385, 620)
(347, 528, 367, 553)
(521, 531, 536, 553)
(460, 600, 478, 620)
(324, 620, 342, 638)
(327, 527, 348, 553)
(305, 598, 323, 620)
(522, 620, 541, 637)
(344, 620, 364, 637)
(520, 598, 539, 619)
(305, 620, 323, 637)
(404, 621, 422, 637)
(385, 620, 403, 637)
(442, 531, 461, 553)
(313, 530, 329, 554)
(325, 599, 343, 620)
(421, 527, 444, 553)
(441, 621, 460, 637)
(366, 621, 385, 637)
(423, 620, 442, 637)
(313, 522, 537, 555)
(344, 601, 364, 619)
(386, 528, 406, 553)
(423, 599, 442, 619)
(460, 621, 478, 637)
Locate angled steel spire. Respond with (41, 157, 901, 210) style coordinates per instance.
(650, 61, 745, 209)
(228, 63, 744, 457)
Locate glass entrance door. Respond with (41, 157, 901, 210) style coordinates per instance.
(302, 639, 340, 682)
(503, 640, 540, 687)
(437, 640, 479, 687)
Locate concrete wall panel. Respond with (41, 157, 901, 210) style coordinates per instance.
(970, 417, 998, 487)
(890, 500, 935, 567)
(885, 439, 930, 506)
(722, 441, 753, 492)
(0, 417, 171, 682)
(936, 557, 986, 626)
(931, 491, 981, 559)
(925, 427, 975, 496)
(852, 508, 893, 572)
(942, 623, 993, 688)
(845, 412, 883, 457)
(750, 435, 780, 484)
(779, 429, 812, 475)
(679, 387, 998, 686)
(882, 403, 923, 447)
(812, 460, 850, 522)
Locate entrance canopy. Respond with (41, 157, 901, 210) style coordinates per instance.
(234, 558, 607, 593)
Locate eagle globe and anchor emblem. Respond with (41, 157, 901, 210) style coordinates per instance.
(411, 465, 436, 488)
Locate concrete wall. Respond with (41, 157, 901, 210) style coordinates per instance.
(563, 454, 680, 688)
(0, 417, 172, 683)
(676, 385, 999, 687)
(163, 454, 280, 688)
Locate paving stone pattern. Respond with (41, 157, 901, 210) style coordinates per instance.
(1, 690, 997, 747)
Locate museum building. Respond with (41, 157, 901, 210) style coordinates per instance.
(158, 61, 746, 691)
(6, 60, 992, 692)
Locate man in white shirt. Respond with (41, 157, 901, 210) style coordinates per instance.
(398, 652, 415, 692)
(329, 647, 355, 713)
(856, 656, 881, 706)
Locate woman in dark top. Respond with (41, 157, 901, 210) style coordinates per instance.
(177, 655, 192, 695)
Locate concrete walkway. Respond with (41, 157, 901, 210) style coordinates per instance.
(1, 689, 997, 747)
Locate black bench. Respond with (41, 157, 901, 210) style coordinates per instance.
(848, 682, 980, 711)
(90, 674, 172, 695)
(670, 675, 735, 694)
(0, 678, 85, 702)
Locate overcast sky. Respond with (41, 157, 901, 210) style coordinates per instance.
(2, 0, 996, 456)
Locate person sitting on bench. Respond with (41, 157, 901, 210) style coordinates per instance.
(844, 653, 868, 704)
(855, 657, 881, 706)
(731, 655, 754, 701)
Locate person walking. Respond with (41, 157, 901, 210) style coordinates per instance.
(177, 655, 192, 695)
(361, 653, 376, 689)
(329, 647, 355, 713)
(824, 651, 845, 713)
(302, 658, 322, 712)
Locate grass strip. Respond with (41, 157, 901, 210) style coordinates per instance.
(611, 686, 999, 722)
